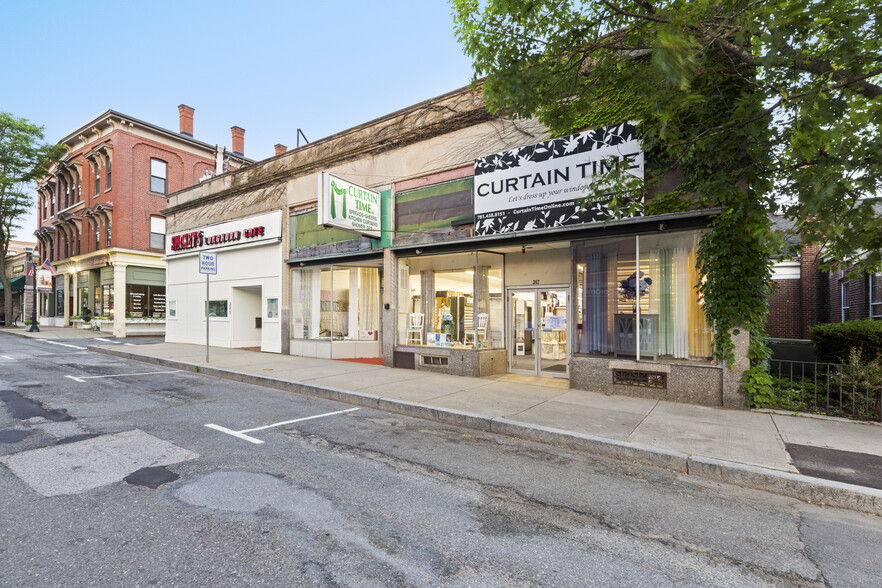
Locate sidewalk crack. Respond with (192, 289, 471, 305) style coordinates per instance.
(628, 400, 660, 440)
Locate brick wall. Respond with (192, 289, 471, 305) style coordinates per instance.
(767, 278, 803, 338)
(799, 245, 826, 336)
(39, 127, 216, 257)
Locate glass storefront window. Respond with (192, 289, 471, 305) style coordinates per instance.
(574, 230, 712, 363)
(397, 251, 503, 349)
(291, 266, 380, 341)
(101, 285, 114, 318)
(126, 285, 166, 318)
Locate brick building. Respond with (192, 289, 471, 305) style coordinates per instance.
(767, 215, 880, 339)
(33, 106, 250, 336)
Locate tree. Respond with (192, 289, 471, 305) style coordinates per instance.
(0, 112, 62, 326)
(453, 0, 882, 400)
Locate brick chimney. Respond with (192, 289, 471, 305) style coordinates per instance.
(274, 144, 287, 156)
(231, 126, 245, 156)
(178, 104, 194, 137)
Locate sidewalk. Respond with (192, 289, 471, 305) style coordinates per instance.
(4, 326, 882, 513)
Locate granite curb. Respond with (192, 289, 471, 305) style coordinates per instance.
(89, 345, 882, 515)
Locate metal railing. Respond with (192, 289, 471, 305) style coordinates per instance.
(769, 359, 882, 422)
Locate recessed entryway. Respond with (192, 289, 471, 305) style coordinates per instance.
(508, 287, 569, 378)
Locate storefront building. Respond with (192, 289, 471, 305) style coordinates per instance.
(163, 86, 748, 408)
(33, 106, 251, 335)
(164, 210, 283, 352)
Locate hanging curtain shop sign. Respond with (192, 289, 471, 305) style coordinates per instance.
(317, 172, 381, 238)
(473, 122, 644, 236)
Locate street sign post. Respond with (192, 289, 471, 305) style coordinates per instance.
(199, 252, 217, 362)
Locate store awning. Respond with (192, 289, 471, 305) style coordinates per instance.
(0, 276, 26, 291)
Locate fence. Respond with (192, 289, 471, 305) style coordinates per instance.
(769, 359, 882, 422)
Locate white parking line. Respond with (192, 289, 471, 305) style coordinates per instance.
(42, 341, 87, 350)
(94, 338, 121, 344)
(204, 424, 264, 444)
(205, 408, 360, 444)
(65, 370, 181, 383)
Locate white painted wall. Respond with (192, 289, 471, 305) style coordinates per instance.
(504, 248, 571, 287)
(165, 241, 282, 353)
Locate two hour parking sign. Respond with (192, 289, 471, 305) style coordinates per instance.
(199, 251, 217, 275)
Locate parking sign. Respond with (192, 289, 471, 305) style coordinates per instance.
(199, 251, 217, 275)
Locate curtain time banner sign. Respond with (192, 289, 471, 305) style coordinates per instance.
(473, 122, 643, 236)
(317, 172, 381, 238)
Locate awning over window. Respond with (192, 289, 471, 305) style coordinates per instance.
(0, 276, 26, 291)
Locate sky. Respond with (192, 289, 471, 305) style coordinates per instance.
(1, 0, 475, 240)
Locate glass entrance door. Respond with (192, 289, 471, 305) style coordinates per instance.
(508, 288, 569, 378)
(510, 290, 536, 373)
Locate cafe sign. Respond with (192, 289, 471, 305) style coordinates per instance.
(473, 122, 643, 236)
(167, 210, 282, 256)
(317, 172, 381, 238)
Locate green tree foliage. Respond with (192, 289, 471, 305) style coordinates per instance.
(452, 0, 881, 396)
(0, 112, 63, 325)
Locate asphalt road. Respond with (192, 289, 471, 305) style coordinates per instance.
(1, 334, 882, 587)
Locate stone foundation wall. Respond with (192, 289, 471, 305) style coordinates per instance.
(394, 346, 507, 377)
(570, 357, 735, 408)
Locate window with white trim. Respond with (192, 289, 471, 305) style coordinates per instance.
(841, 281, 850, 322)
(870, 273, 881, 319)
(150, 217, 166, 250)
(150, 159, 167, 194)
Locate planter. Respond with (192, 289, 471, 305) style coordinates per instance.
(125, 320, 166, 336)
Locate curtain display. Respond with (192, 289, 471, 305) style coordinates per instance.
(358, 268, 380, 334)
(577, 230, 712, 362)
(578, 243, 619, 354)
(291, 266, 380, 341)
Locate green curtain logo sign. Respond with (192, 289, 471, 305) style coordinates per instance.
(329, 180, 347, 219)
(320, 173, 381, 237)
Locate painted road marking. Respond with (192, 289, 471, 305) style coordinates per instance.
(204, 424, 264, 444)
(65, 370, 181, 383)
(2, 352, 80, 360)
(94, 338, 121, 344)
(42, 341, 87, 350)
(205, 408, 360, 444)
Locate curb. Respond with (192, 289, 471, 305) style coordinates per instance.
(90, 345, 882, 515)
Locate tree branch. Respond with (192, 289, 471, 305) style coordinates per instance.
(600, 1, 669, 23)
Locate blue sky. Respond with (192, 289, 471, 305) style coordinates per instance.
(1, 0, 474, 239)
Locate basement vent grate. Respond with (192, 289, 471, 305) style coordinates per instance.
(422, 355, 449, 366)
(613, 369, 667, 389)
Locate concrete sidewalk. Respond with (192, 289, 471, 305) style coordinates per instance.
(3, 326, 882, 513)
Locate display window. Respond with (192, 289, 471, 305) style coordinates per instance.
(126, 284, 166, 318)
(398, 251, 503, 349)
(574, 230, 712, 363)
(266, 298, 279, 319)
(207, 300, 228, 318)
(291, 266, 380, 341)
(101, 285, 114, 318)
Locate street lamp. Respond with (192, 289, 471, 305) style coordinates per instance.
(28, 251, 39, 333)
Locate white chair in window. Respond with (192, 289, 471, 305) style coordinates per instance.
(465, 313, 489, 347)
(406, 312, 424, 345)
